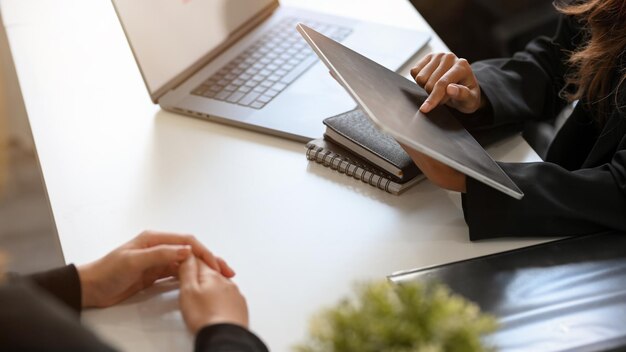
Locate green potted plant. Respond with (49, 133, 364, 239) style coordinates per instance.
(296, 281, 497, 352)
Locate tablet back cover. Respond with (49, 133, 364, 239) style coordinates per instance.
(298, 24, 523, 199)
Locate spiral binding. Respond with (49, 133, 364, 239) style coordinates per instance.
(306, 145, 393, 193)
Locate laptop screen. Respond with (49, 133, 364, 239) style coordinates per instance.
(112, 0, 275, 97)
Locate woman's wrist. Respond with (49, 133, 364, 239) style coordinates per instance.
(77, 261, 102, 308)
(456, 174, 468, 193)
(431, 169, 466, 193)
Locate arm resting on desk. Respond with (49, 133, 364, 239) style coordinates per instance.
(463, 145, 626, 239)
(6, 266, 269, 352)
(26, 264, 83, 313)
(1, 267, 115, 351)
(461, 14, 626, 238)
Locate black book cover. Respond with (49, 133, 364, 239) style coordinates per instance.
(389, 231, 626, 352)
(323, 109, 421, 181)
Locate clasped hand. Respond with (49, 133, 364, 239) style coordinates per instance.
(78, 231, 248, 333)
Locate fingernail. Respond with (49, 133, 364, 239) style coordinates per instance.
(420, 101, 431, 112)
(448, 84, 459, 96)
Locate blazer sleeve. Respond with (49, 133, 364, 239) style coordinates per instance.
(0, 279, 116, 352)
(26, 264, 82, 314)
(471, 15, 583, 126)
(462, 133, 626, 239)
(195, 324, 269, 352)
(17, 268, 270, 352)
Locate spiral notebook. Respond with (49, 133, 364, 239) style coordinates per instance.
(306, 138, 424, 195)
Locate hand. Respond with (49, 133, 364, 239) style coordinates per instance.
(411, 53, 484, 114)
(400, 143, 467, 192)
(179, 255, 248, 334)
(78, 231, 235, 308)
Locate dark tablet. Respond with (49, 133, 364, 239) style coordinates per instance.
(298, 24, 523, 199)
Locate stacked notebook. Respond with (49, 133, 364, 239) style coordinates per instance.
(306, 109, 424, 195)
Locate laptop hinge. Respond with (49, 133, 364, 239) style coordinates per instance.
(153, 2, 280, 103)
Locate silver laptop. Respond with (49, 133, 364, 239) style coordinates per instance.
(297, 24, 524, 199)
(111, 0, 431, 142)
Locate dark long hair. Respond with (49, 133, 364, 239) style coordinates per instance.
(556, 0, 626, 122)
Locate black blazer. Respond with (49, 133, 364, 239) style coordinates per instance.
(461, 15, 626, 239)
(0, 265, 268, 352)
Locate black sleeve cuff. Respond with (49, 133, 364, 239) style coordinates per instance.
(27, 264, 82, 314)
(462, 175, 517, 241)
(472, 62, 518, 127)
(195, 323, 269, 352)
(461, 161, 619, 239)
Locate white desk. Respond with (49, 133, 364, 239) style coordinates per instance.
(1, 1, 551, 351)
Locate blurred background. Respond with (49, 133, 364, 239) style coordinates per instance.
(0, 12, 64, 274)
(410, 0, 559, 61)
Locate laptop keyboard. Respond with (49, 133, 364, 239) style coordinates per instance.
(191, 17, 352, 109)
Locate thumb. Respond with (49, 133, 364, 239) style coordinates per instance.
(446, 84, 479, 113)
(179, 255, 198, 288)
(134, 244, 191, 269)
(446, 83, 470, 101)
